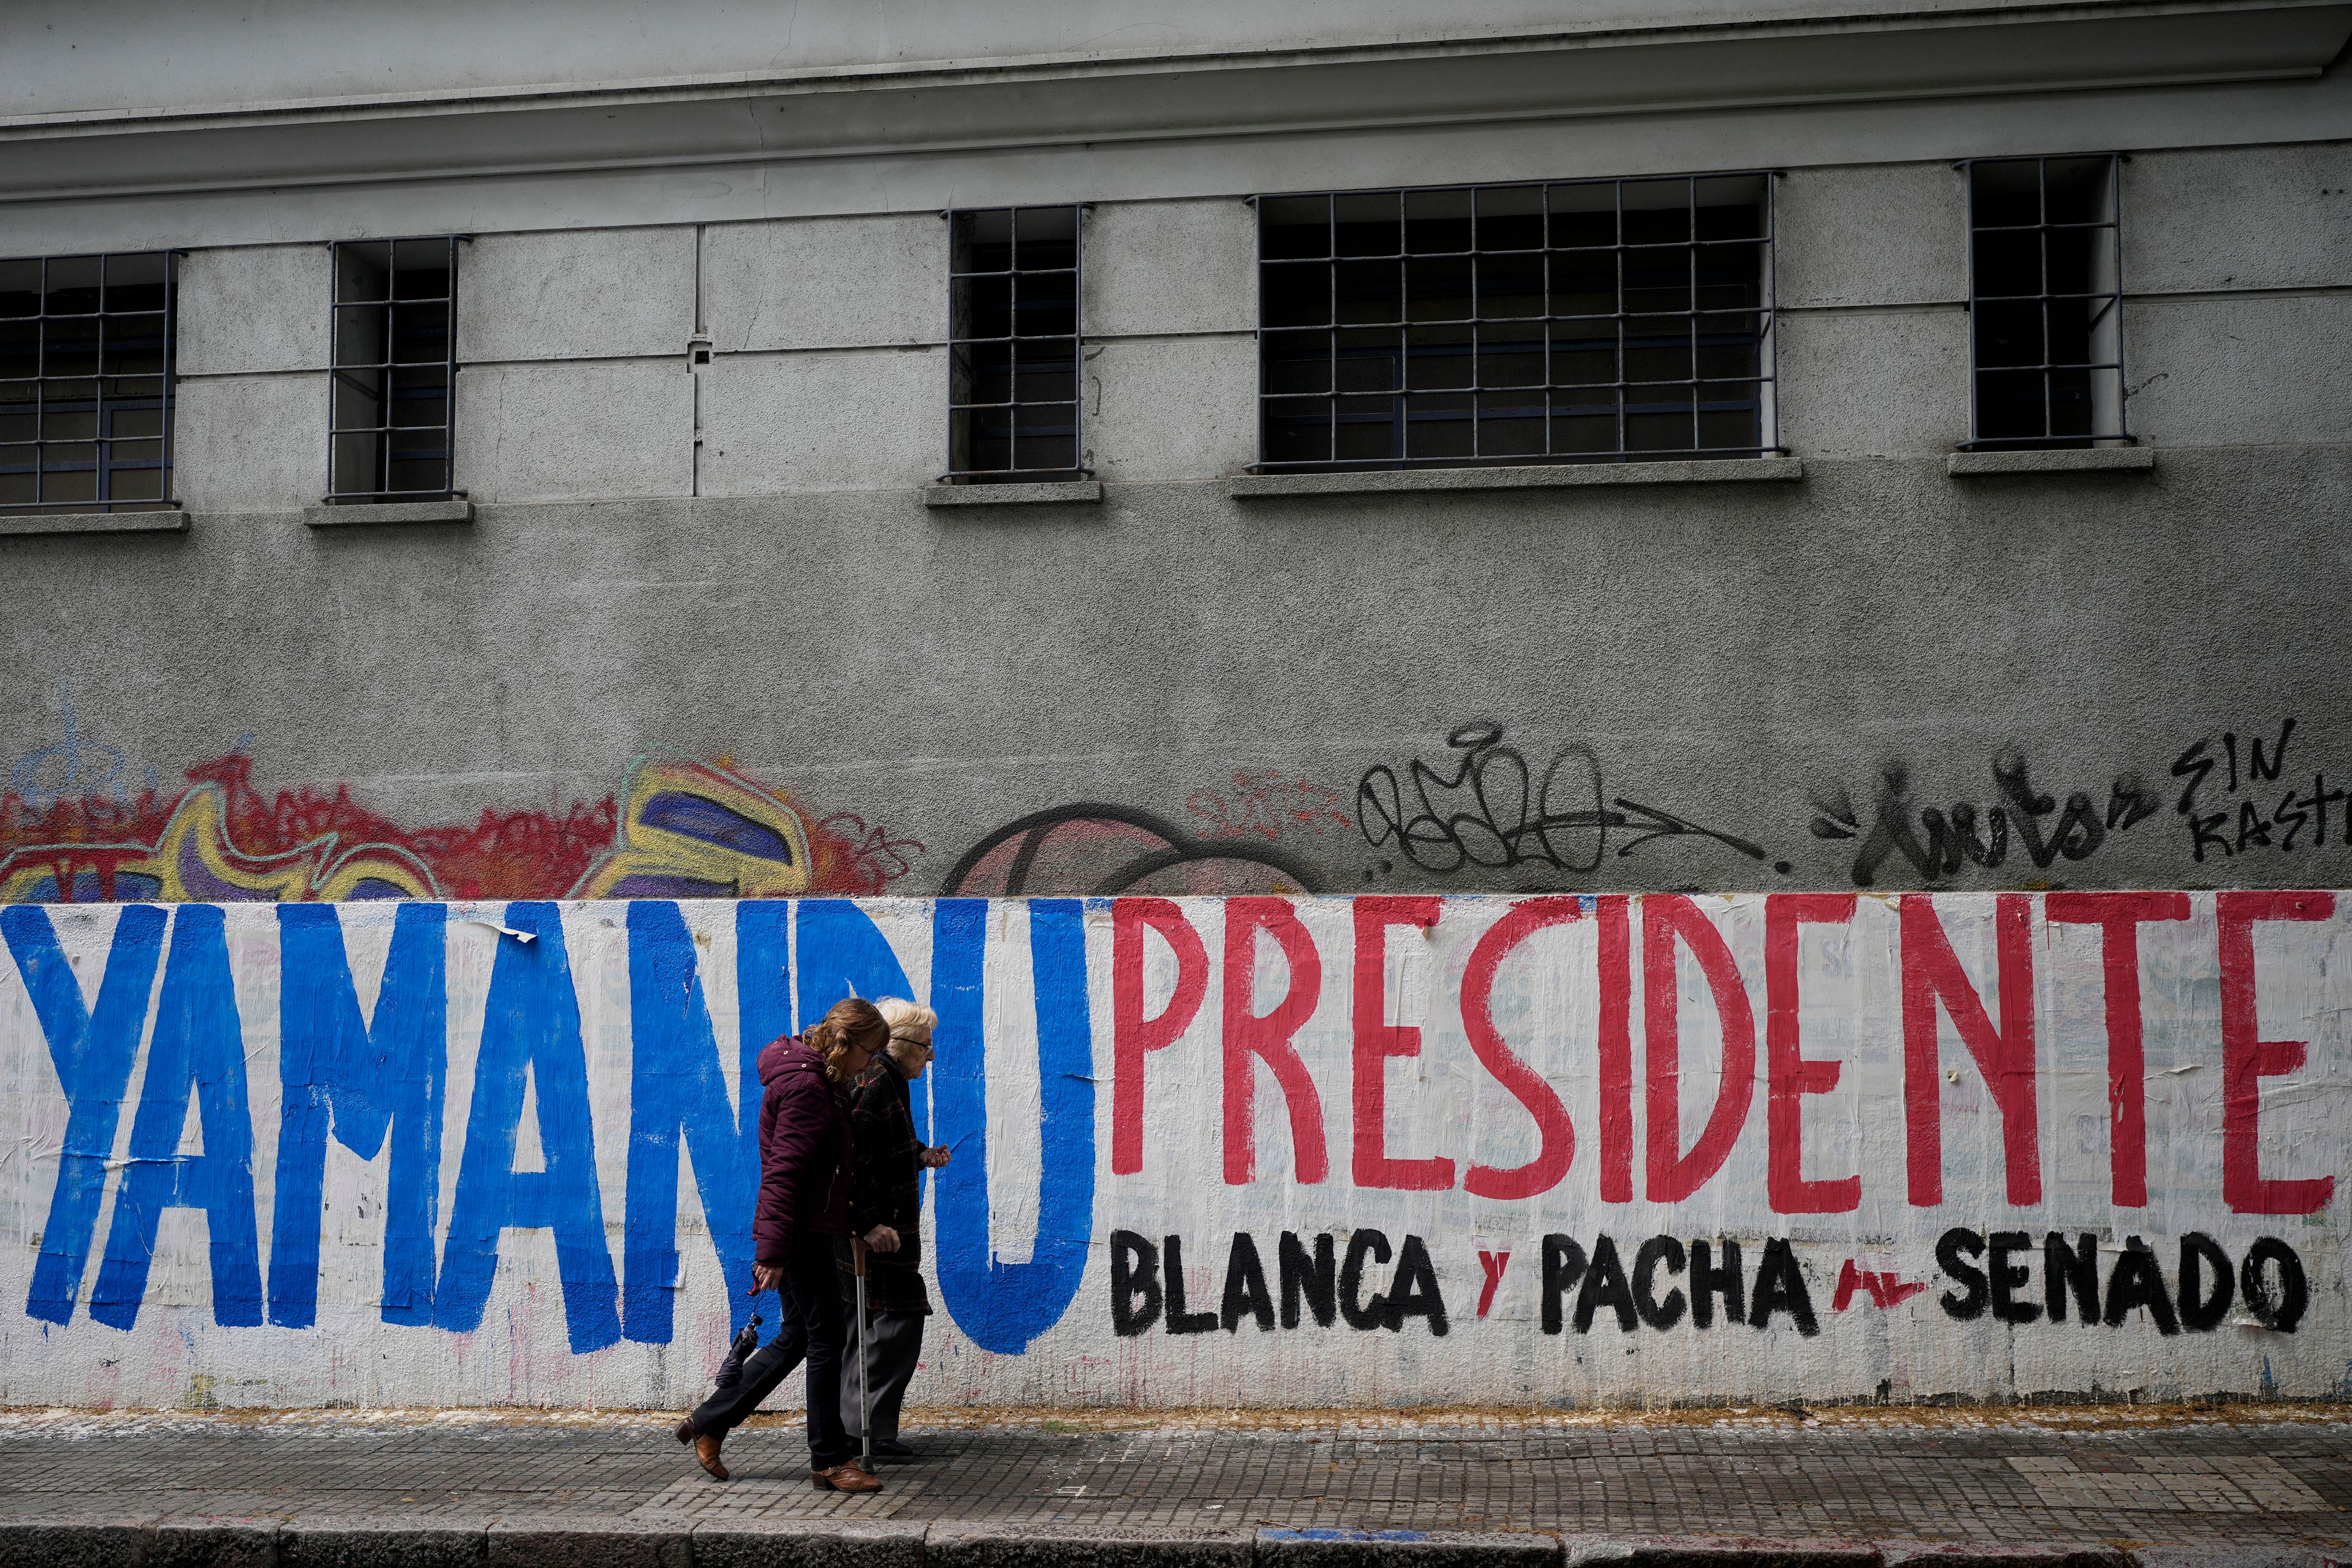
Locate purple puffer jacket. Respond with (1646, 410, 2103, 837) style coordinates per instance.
(752, 1035, 853, 1264)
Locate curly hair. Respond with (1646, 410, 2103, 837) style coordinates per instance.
(805, 997, 888, 1084)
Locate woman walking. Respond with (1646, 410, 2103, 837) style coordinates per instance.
(674, 998, 888, 1493)
(839, 998, 952, 1457)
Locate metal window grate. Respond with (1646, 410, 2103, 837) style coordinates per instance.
(1254, 175, 1777, 470)
(946, 206, 1084, 481)
(1962, 155, 2128, 450)
(0, 252, 178, 513)
(329, 236, 459, 502)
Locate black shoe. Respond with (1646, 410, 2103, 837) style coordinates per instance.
(870, 1438, 915, 1458)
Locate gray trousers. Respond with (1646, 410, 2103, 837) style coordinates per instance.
(839, 1309, 925, 1441)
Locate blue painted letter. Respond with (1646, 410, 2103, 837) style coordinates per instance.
(624, 901, 756, 1344)
(271, 902, 447, 1328)
(91, 905, 265, 1330)
(931, 899, 1095, 1353)
(435, 903, 620, 1353)
(1, 904, 167, 1325)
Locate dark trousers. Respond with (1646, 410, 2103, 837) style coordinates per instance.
(688, 1236, 851, 1468)
(840, 1309, 925, 1441)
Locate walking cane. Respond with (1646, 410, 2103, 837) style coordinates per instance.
(852, 1234, 872, 1469)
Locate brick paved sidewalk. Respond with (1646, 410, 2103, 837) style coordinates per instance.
(0, 1406, 2346, 1564)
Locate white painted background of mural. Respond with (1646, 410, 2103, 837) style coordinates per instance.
(0, 894, 2345, 1410)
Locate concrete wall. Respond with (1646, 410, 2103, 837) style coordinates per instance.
(1, 892, 2342, 1409)
(6, 448, 2348, 903)
(40, 141, 2332, 911)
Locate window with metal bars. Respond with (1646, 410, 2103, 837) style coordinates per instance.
(1256, 175, 1776, 470)
(1964, 156, 2127, 449)
(0, 252, 177, 513)
(329, 237, 458, 502)
(946, 206, 1083, 481)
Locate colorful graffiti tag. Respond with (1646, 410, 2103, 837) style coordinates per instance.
(0, 752, 917, 905)
(0, 892, 2343, 1411)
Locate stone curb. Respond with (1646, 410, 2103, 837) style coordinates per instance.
(931, 1523, 1254, 1568)
(1259, 1529, 1558, 1568)
(690, 1518, 924, 1568)
(1875, 1545, 2131, 1567)
(488, 1520, 690, 1568)
(0, 1521, 2324, 1568)
(151, 1521, 282, 1568)
(1569, 1539, 1877, 1566)
(280, 1515, 491, 1568)
(0, 1517, 160, 1568)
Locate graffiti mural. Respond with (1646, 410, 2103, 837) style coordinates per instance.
(1186, 771, 1354, 844)
(2172, 717, 2352, 865)
(1357, 723, 1787, 880)
(0, 750, 917, 905)
(1809, 752, 2162, 889)
(1806, 720, 2352, 889)
(941, 804, 1319, 895)
(1, 891, 2345, 1411)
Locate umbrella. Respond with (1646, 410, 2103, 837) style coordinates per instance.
(713, 1309, 763, 1391)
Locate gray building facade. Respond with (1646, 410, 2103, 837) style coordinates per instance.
(2, 0, 2348, 904)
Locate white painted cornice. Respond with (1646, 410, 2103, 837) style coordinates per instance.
(0, 0, 2343, 204)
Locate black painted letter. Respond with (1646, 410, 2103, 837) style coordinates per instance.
(1750, 1237, 1819, 1336)
(1163, 1234, 1219, 1334)
(1221, 1232, 1276, 1332)
(1279, 1231, 1336, 1329)
(1936, 1229, 1988, 1321)
(1385, 1235, 1450, 1336)
(2178, 1233, 2233, 1332)
(1541, 1234, 1587, 1336)
(1691, 1239, 1743, 1329)
(1340, 1229, 1394, 1330)
(2241, 1237, 2308, 1333)
(1989, 1232, 2041, 1325)
(1110, 1230, 1161, 1336)
(1633, 1236, 1689, 1331)
(2044, 1232, 2098, 1324)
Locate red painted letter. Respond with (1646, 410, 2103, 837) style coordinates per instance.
(2218, 890, 2336, 1215)
(1112, 899, 1209, 1176)
(1765, 892, 1860, 1214)
(1901, 893, 2040, 1207)
(2045, 891, 2190, 1206)
(1352, 896, 1455, 1191)
(1644, 895, 1757, 1203)
(1461, 897, 1580, 1200)
(1223, 897, 1329, 1185)
(1598, 895, 1634, 1203)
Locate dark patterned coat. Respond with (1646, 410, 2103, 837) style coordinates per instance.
(752, 1035, 852, 1264)
(837, 1057, 933, 1316)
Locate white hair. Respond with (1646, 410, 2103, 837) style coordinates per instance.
(876, 996, 938, 1044)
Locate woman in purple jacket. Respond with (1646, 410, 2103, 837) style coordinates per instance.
(674, 998, 888, 1492)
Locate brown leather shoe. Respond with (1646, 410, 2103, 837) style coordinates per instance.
(811, 1460, 882, 1493)
(674, 1420, 728, 1481)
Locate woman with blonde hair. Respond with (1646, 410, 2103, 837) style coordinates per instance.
(838, 997, 952, 1458)
(674, 997, 889, 1492)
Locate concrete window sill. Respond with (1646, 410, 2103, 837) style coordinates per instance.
(924, 480, 1103, 508)
(1948, 447, 2154, 477)
(305, 499, 475, 527)
(0, 508, 187, 536)
(1228, 458, 1803, 497)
